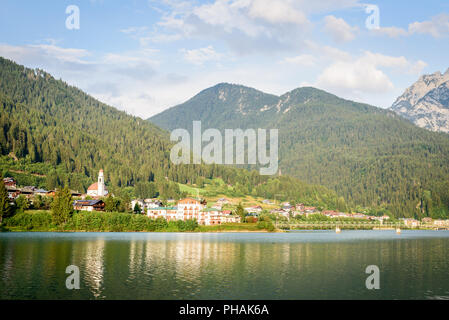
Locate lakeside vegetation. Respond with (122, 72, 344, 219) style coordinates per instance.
(1, 210, 276, 233)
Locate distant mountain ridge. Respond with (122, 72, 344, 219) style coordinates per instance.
(150, 83, 449, 218)
(150, 83, 354, 130)
(390, 69, 449, 133)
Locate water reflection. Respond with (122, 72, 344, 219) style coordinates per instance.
(0, 231, 449, 300)
(75, 239, 105, 299)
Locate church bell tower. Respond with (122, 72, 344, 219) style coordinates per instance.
(98, 169, 105, 196)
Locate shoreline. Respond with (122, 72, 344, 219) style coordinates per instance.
(2, 227, 447, 233)
(0, 226, 278, 233)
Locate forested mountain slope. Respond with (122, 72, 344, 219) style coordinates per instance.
(0, 57, 344, 210)
(150, 83, 449, 218)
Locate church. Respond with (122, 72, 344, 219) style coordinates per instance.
(87, 169, 108, 197)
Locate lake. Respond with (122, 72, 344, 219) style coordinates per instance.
(0, 230, 449, 300)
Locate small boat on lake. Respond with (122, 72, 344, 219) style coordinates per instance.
(336, 227, 341, 233)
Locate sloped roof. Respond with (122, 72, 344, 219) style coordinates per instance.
(87, 182, 108, 191)
(73, 200, 103, 206)
(87, 182, 98, 191)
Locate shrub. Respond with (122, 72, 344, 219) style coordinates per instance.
(257, 220, 275, 232)
(5, 211, 52, 230)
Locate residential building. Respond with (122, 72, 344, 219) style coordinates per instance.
(3, 177, 16, 188)
(351, 213, 369, 219)
(19, 187, 35, 198)
(434, 219, 449, 227)
(6, 186, 20, 199)
(34, 188, 49, 196)
(216, 198, 230, 205)
(73, 200, 105, 212)
(369, 215, 390, 222)
(200, 208, 222, 225)
(422, 217, 433, 224)
(147, 207, 178, 221)
(401, 218, 420, 228)
(221, 214, 241, 224)
(144, 199, 163, 209)
(244, 206, 263, 215)
(291, 211, 304, 217)
(177, 197, 206, 220)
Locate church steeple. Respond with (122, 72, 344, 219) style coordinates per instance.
(98, 169, 105, 196)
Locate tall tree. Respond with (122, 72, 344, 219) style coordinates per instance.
(15, 195, 29, 212)
(0, 174, 11, 223)
(105, 195, 118, 212)
(235, 203, 247, 223)
(133, 202, 141, 214)
(51, 186, 73, 225)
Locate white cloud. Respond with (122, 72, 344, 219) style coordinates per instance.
(293, 0, 362, 14)
(124, 0, 368, 56)
(304, 40, 352, 61)
(280, 54, 317, 67)
(142, 0, 318, 54)
(372, 26, 409, 38)
(181, 46, 223, 65)
(0, 43, 90, 65)
(323, 15, 358, 43)
(246, 0, 308, 25)
(317, 60, 394, 94)
(408, 60, 428, 75)
(409, 14, 449, 38)
(316, 50, 427, 95)
(370, 14, 449, 39)
(120, 26, 149, 34)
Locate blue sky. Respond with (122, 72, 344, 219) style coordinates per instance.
(1, 0, 449, 118)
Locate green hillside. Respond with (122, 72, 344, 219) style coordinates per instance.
(150, 84, 449, 218)
(0, 57, 345, 210)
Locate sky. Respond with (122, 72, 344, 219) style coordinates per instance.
(1, 0, 449, 119)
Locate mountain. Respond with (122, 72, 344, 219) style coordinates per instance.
(152, 83, 279, 130)
(0, 57, 344, 210)
(150, 83, 449, 218)
(391, 69, 449, 133)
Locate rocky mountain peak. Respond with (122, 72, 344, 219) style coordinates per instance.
(390, 70, 449, 133)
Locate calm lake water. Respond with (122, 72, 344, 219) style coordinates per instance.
(0, 230, 449, 300)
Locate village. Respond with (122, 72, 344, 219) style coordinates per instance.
(3, 170, 449, 229)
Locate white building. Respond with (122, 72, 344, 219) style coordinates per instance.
(87, 169, 108, 197)
(144, 199, 163, 209)
(244, 206, 263, 215)
(146, 198, 241, 226)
